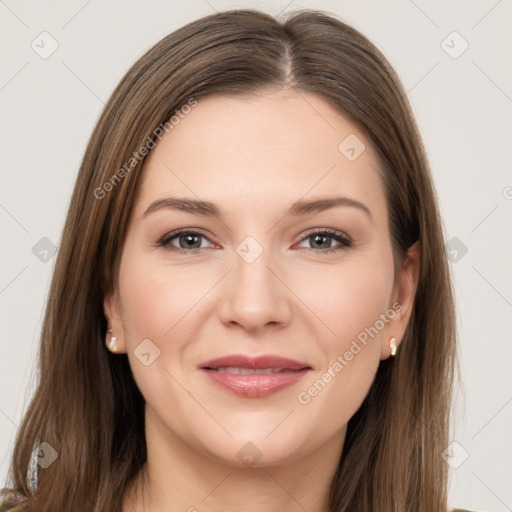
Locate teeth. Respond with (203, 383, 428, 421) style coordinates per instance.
(213, 367, 285, 374)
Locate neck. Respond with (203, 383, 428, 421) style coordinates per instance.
(123, 407, 345, 512)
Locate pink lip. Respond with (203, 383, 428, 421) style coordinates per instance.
(199, 354, 311, 398)
(199, 354, 310, 370)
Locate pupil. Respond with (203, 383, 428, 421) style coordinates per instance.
(182, 234, 199, 248)
(313, 234, 329, 249)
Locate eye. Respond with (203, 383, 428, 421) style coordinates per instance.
(295, 228, 352, 254)
(158, 227, 352, 254)
(158, 229, 214, 253)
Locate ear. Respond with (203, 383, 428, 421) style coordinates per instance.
(380, 241, 420, 359)
(103, 286, 127, 353)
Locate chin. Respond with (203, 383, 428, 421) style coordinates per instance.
(194, 427, 313, 469)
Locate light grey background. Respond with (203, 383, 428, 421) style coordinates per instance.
(1, 1, 511, 510)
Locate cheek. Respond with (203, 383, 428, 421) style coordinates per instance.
(117, 250, 198, 407)
(303, 256, 393, 350)
(118, 249, 199, 345)
(294, 257, 393, 414)
(119, 273, 172, 343)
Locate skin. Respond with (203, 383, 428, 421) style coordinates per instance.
(104, 88, 420, 512)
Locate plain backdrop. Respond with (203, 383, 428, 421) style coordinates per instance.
(1, 1, 511, 510)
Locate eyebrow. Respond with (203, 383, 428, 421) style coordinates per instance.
(142, 195, 372, 220)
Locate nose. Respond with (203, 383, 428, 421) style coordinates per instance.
(216, 241, 293, 333)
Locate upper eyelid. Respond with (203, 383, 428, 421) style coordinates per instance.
(159, 227, 351, 248)
(160, 227, 216, 244)
(297, 227, 351, 240)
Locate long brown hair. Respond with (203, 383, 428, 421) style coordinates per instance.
(1, 8, 456, 512)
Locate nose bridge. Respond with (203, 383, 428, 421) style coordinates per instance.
(218, 233, 290, 330)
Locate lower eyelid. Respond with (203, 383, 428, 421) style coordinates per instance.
(295, 233, 351, 251)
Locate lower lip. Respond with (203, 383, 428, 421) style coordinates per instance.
(201, 368, 310, 398)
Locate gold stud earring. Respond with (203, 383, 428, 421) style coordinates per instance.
(107, 329, 118, 353)
(389, 337, 397, 357)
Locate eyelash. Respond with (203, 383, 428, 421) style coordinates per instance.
(157, 228, 352, 255)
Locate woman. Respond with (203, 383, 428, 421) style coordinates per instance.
(1, 8, 472, 512)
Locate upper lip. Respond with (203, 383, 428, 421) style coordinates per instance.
(199, 354, 311, 371)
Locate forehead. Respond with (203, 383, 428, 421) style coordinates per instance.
(133, 89, 387, 220)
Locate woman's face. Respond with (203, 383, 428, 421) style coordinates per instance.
(105, 88, 418, 467)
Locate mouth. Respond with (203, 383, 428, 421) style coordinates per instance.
(198, 354, 312, 398)
(206, 367, 301, 374)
